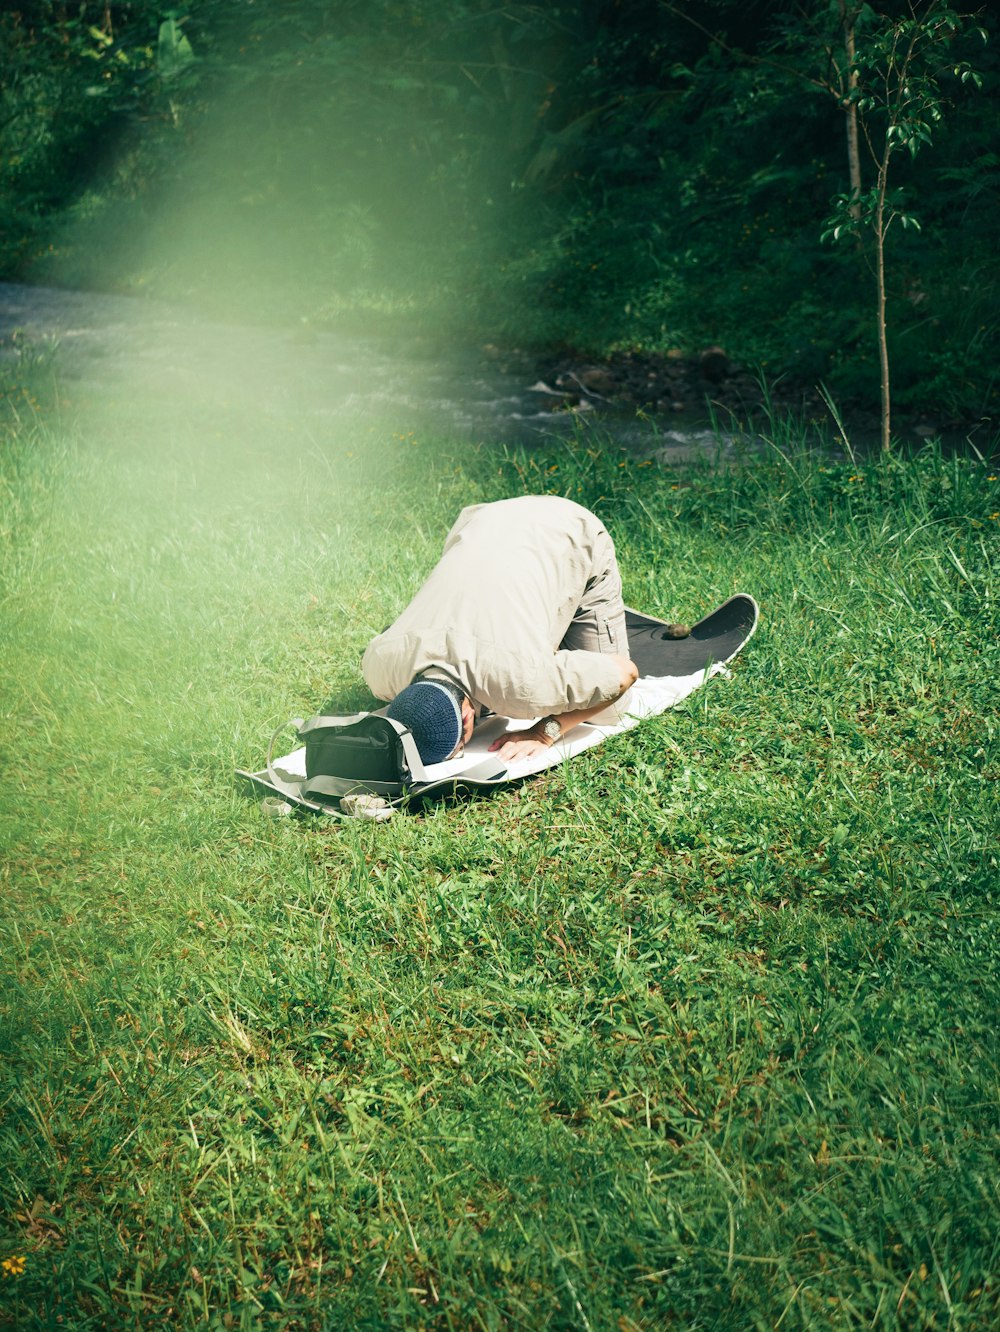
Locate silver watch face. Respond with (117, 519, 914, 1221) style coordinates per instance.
(541, 717, 562, 742)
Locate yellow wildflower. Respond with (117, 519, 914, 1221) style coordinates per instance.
(2, 1255, 26, 1277)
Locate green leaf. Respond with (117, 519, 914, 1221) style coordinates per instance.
(157, 18, 195, 79)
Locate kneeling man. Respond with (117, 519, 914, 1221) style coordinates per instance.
(362, 495, 638, 764)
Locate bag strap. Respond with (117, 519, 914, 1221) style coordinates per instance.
(297, 712, 369, 737)
(301, 773, 406, 801)
(266, 718, 306, 796)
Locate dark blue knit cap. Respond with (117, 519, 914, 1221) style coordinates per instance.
(385, 679, 463, 765)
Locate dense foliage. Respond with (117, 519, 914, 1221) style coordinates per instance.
(1, 0, 997, 419)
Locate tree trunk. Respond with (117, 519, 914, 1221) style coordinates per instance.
(875, 148, 891, 453)
(838, 0, 863, 220)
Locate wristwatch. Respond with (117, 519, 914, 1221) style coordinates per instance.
(538, 716, 562, 745)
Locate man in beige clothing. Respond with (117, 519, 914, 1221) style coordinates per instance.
(362, 496, 638, 764)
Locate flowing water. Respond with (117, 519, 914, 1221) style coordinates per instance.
(0, 282, 739, 460)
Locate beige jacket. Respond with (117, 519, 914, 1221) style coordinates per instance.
(361, 496, 624, 718)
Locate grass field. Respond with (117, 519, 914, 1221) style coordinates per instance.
(1, 369, 998, 1330)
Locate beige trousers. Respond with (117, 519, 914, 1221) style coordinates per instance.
(558, 526, 630, 722)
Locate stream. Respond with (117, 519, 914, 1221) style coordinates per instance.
(0, 282, 742, 460)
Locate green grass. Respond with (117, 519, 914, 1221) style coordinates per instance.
(1, 372, 998, 1329)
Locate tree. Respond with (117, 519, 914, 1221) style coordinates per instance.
(662, 0, 988, 446)
(824, 2, 986, 451)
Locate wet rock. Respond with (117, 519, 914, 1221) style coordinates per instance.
(699, 346, 730, 383)
(578, 367, 617, 395)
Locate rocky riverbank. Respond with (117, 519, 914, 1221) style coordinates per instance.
(1, 282, 987, 454)
(486, 342, 828, 422)
(480, 340, 986, 449)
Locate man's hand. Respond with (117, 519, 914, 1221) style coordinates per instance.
(488, 654, 639, 765)
(488, 725, 555, 764)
